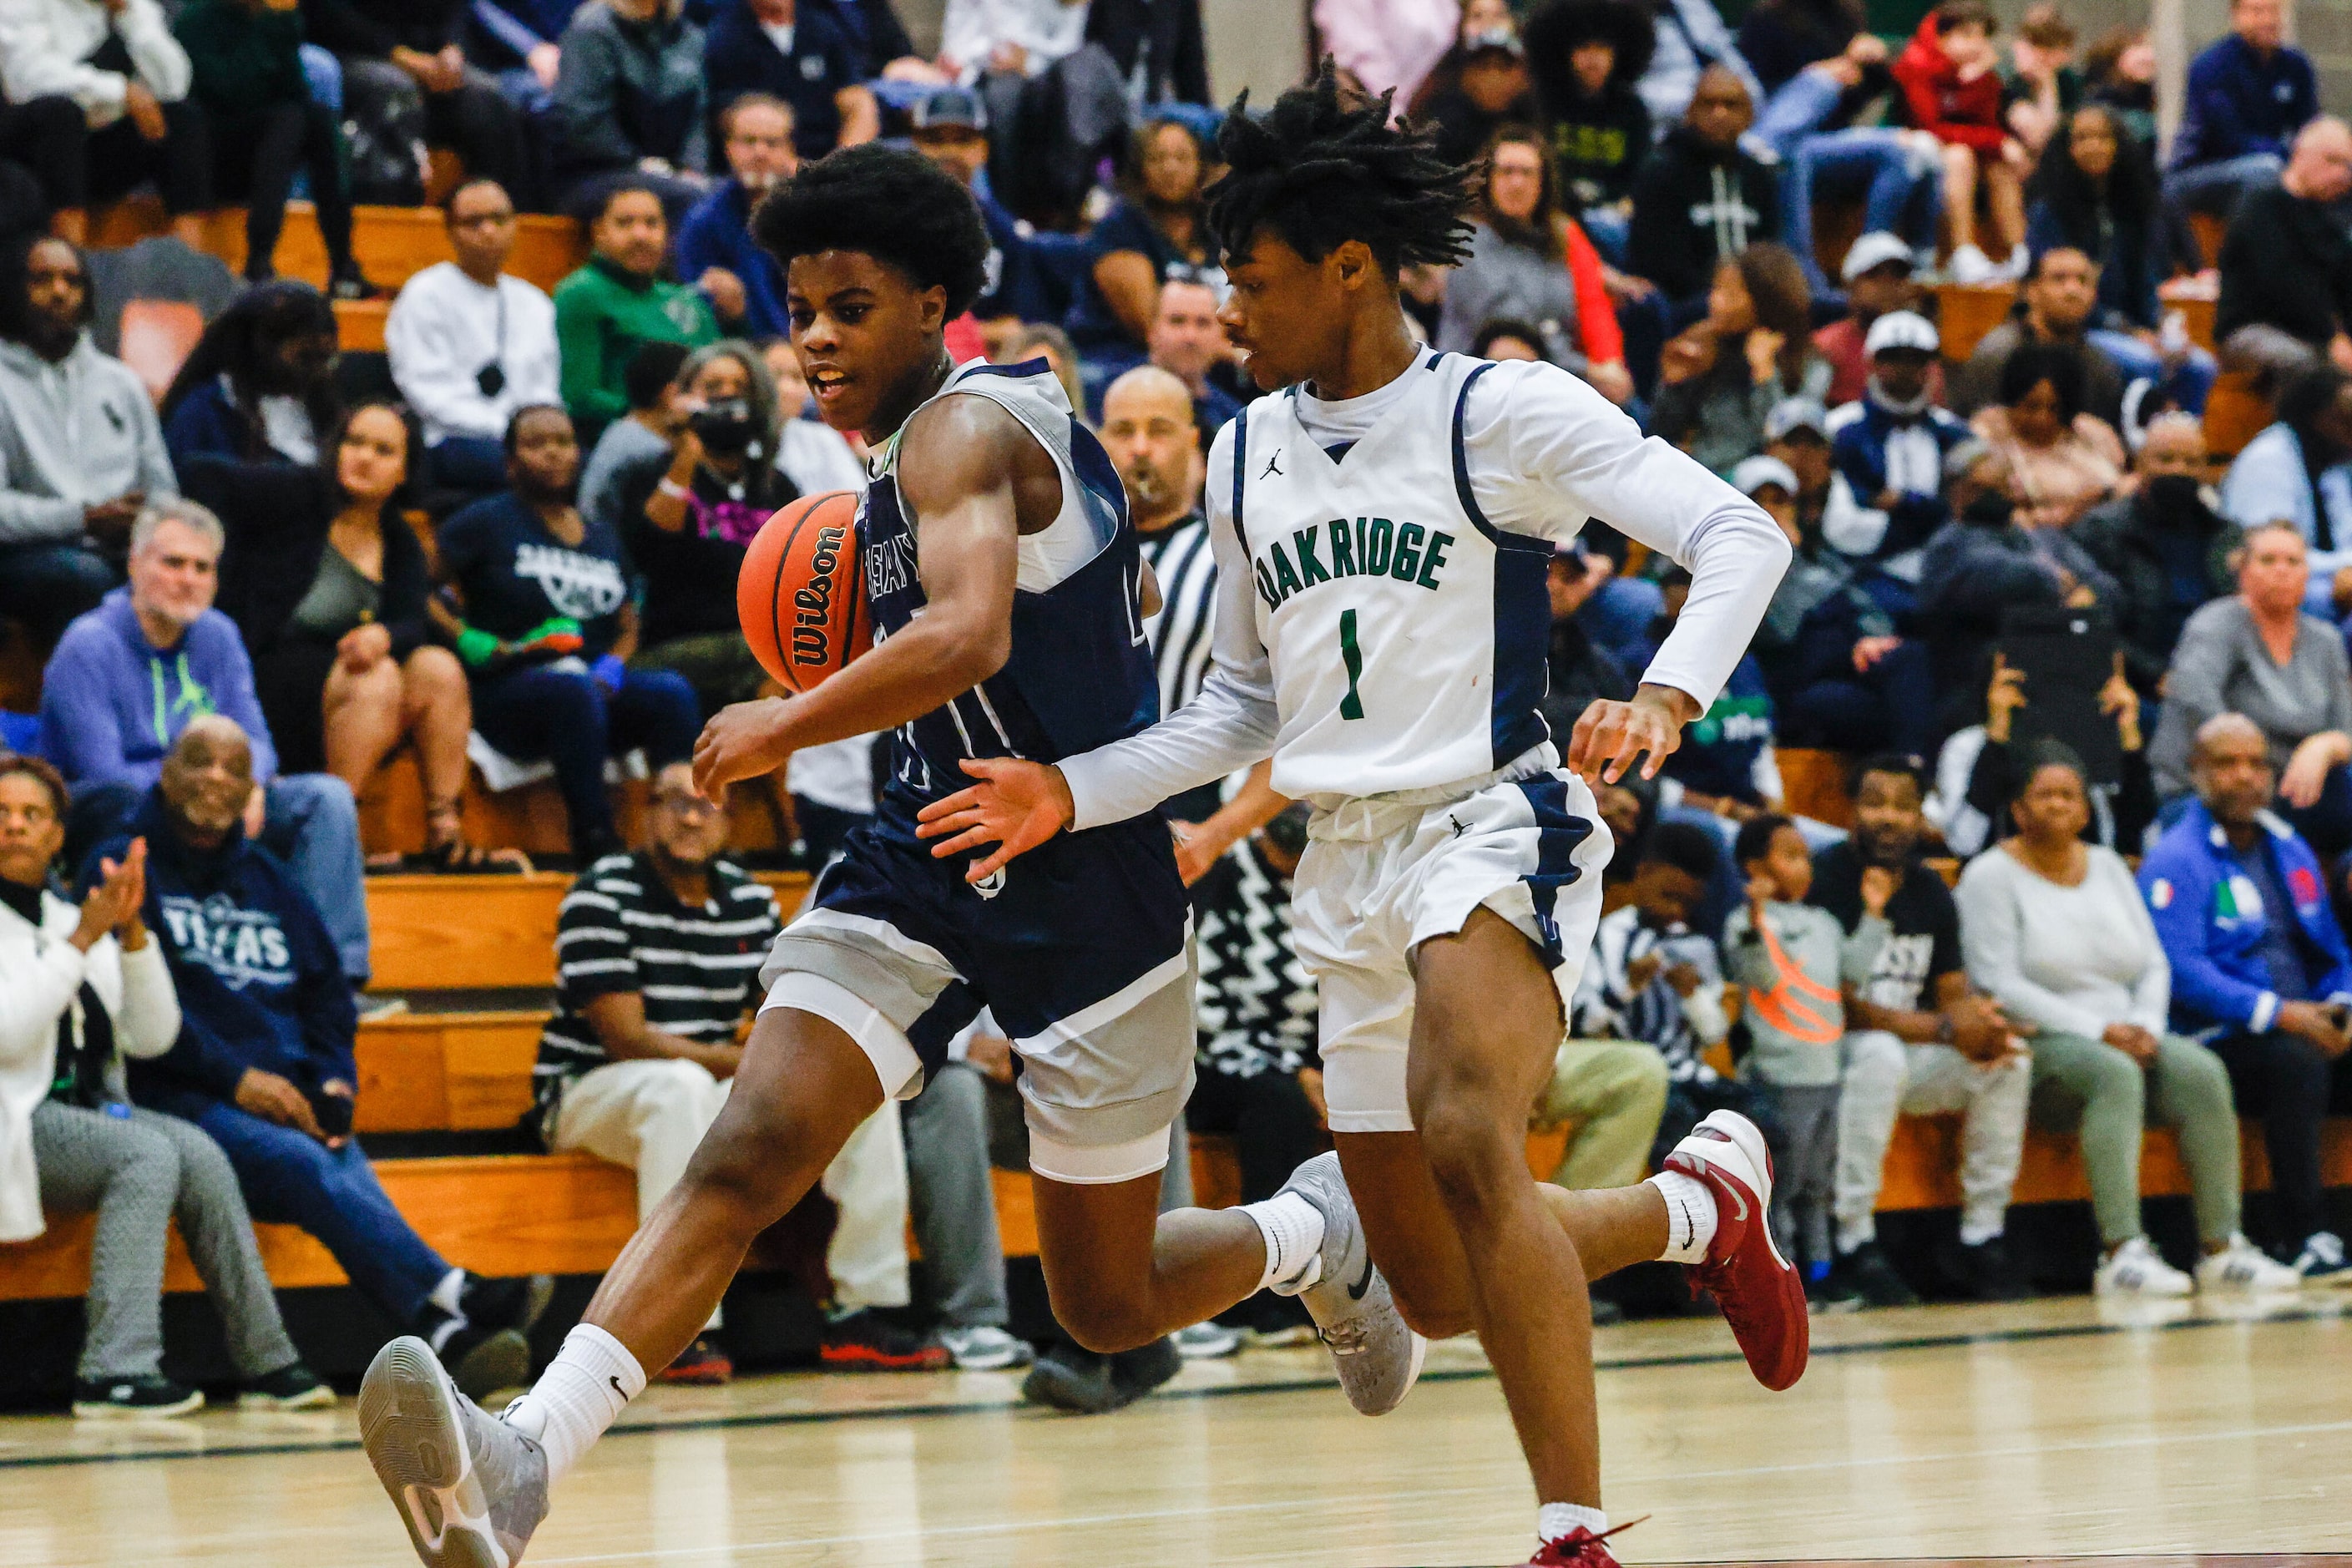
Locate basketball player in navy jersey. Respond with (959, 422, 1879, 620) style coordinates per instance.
(917, 73, 1807, 1566)
(352, 143, 1434, 1568)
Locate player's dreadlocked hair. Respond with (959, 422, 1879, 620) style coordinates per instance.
(753, 143, 991, 317)
(1206, 62, 1479, 276)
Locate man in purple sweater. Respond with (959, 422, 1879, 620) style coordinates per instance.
(38, 498, 372, 988)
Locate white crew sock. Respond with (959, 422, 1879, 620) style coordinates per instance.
(500, 1323, 645, 1485)
(429, 1267, 467, 1316)
(1959, 1217, 2004, 1248)
(1646, 1171, 1717, 1265)
(1836, 1215, 1874, 1256)
(1539, 1502, 1608, 1544)
(1240, 1191, 1326, 1294)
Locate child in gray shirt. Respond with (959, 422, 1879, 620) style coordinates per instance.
(1725, 816, 1893, 1274)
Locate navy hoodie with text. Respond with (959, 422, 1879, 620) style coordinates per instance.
(89, 790, 356, 1120)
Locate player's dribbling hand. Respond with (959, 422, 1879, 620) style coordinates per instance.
(915, 757, 1075, 882)
(692, 697, 793, 795)
(1567, 685, 1696, 785)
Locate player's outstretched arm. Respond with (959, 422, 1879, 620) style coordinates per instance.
(915, 756, 1075, 880)
(693, 397, 1034, 794)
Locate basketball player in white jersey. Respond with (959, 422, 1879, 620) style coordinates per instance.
(918, 70, 1805, 1567)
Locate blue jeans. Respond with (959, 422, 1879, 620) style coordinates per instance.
(0, 540, 116, 645)
(1783, 130, 1942, 296)
(2162, 152, 2283, 226)
(470, 663, 701, 854)
(1581, 205, 1631, 268)
(189, 1101, 449, 1325)
(2090, 326, 2220, 418)
(1577, 573, 1665, 670)
(263, 773, 371, 984)
(1777, 637, 1940, 759)
(65, 772, 371, 984)
(298, 43, 341, 112)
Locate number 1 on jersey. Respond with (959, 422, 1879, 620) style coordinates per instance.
(1338, 608, 1366, 721)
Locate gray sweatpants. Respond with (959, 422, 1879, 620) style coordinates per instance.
(1755, 1081, 1839, 1272)
(902, 1063, 1011, 1329)
(33, 1101, 300, 1383)
(1834, 1031, 2032, 1252)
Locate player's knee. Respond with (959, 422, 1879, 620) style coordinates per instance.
(1418, 1100, 1525, 1217)
(1385, 1276, 1475, 1341)
(1048, 1288, 1162, 1354)
(675, 1101, 802, 1232)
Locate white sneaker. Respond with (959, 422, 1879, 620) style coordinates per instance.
(359, 1336, 548, 1568)
(2094, 1237, 2193, 1297)
(1275, 1151, 1426, 1415)
(1171, 1322, 1242, 1359)
(937, 1324, 1034, 1370)
(2196, 1234, 2304, 1293)
(1949, 244, 1997, 284)
(1997, 244, 2031, 280)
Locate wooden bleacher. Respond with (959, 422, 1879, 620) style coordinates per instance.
(367, 870, 810, 991)
(3, 1152, 635, 1301)
(92, 197, 585, 296)
(1930, 281, 2219, 366)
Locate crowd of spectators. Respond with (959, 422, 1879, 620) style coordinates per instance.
(6, 0, 2352, 1415)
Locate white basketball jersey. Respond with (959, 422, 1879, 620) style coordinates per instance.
(1231, 352, 1552, 801)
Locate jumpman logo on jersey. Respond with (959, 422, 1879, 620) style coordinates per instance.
(1449, 815, 1469, 838)
(1260, 449, 1283, 479)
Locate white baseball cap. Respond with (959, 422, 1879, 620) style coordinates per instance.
(1841, 232, 1916, 285)
(1732, 455, 1801, 498)
(1864, 310, 1940, 357)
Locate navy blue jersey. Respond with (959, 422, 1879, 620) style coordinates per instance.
(861, 359, 1161, 834)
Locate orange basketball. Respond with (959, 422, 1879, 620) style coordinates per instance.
(738, 491, 872, 694)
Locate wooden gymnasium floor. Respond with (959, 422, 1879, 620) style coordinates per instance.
(3, 1297, 2349, 1567)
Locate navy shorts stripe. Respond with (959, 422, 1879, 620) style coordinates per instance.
(1511, 774, 1595, 965)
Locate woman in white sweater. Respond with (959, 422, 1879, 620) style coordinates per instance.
(0, 753, 326, 1415)
(1955, 745, 2302, 1297)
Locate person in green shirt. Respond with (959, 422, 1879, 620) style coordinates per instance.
(171, 0, 373, 296)
(553, 183, 720, 447)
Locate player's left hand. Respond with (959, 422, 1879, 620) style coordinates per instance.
(693, 697, 794, 796)
(1567, 685, 1696, 785)
(915, 757, 1075, 882)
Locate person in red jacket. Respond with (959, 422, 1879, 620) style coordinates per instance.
(1894, 0, 2030, 283)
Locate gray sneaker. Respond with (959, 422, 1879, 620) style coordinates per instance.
(1273, 1151, 1425, 1416)
(359, 1336, 549, 1568)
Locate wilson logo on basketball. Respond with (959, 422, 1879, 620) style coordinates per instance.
(738, 491, 872, 694)
(792, 523, 852, 668)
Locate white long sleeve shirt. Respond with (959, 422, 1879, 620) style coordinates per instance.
(1062, 352, 1790, 827)
(385, 263, 563, 448)
(0, 0, 190, 125)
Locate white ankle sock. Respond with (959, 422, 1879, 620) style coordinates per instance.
(1240, 1191, 1326, 1294)
(500, 1323, 645, 1485)
(1646, 1171, 1717, 1265)
(429, 1267, 466, 1316)
(1539, 1502, 1607, 1543)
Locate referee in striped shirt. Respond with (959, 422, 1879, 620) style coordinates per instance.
(534, 761, 942, 1381)
(1100, 366, 1288, 885)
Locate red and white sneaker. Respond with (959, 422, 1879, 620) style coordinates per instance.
(1526, 1525, 1627, 1566)
(1664, 1109, 1809, 1391)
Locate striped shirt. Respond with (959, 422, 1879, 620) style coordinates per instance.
(1569, 904, 1728, 1085)
(534, 852, 781, 1125)
(1137, 512, 1218, 717)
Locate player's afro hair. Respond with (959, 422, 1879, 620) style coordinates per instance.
(752, 143, 991, 318)
(1206, 61, 1479, 276)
